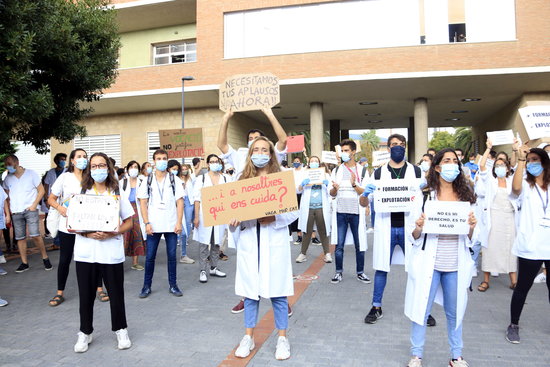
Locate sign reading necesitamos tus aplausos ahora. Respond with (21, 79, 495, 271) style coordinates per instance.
(219, 72, 280, 112)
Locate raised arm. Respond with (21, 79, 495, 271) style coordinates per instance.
(217, 109, 234, 155)
(512, 143, 529, 196)
(510, 137, 519, 167)
(261, 108, 287, 151)
(480, 138, 493, 172)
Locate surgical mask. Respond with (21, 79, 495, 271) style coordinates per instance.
(341, 152, 351, 162)
(293, 162, 301, 168)
(146, 166, 153, 174)
(420, 161, 430, 172)
(209, 163, 222, 172)
(75, 158, 88, 170)
(439, 163, 460, 182)
(309, 162, 320, 169)
(251, 154, 270, 168)
(128, 168, 139, 178)
(469, 160, 475, 164)
(390, 145, 406, 163)
(170, 169, 178, 175)
(6, 166, 16, 174)
(495, 166, 507, 178)
(526, 162, 543, 177)
(59, 160, 66, 168)
(91, 168, 108, 183)
(181, 170, 189, 176)
(155, 160, 168, 172)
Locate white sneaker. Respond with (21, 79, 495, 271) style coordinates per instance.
(295, 254, 307, 263)
(275, 336, 290, 360)
(366, 228, 374, 234)
(209, 267, 226, 277)
(324, 253, 333, 263)
(235, 335, 255, 358)
(74, 332, 92, 353)
(115, 328, 131, 350)
(0, 297, 8, 307)
(199, 270, 208, 283)
(534, 273, 547, 283)
(0, 255, 6, 264)
(407, 356, 422, 367)
(179, 255, 195, 264)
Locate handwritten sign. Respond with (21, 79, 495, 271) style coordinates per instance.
(372, 178, 421, 213)
(306, 168, 325, 185)
(487, 130, 514, 146)
(159, 128, 204, 159)
(201, 170, 298, 226)
(287, 135, 305, 153)
(321, 151, 338, 164)
(423, 201, 470, 235)
(219, 73, 280, 112)
(372, 151, 391, 166)
(519, 105, 550, 140)
(66, 195, 120, 232)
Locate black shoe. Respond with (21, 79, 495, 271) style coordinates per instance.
(139, 286, 151, 298)
(331, 272, 343, 284)
(15, 263, 30, 273)
(43, 258, 53, 271)
(364, 307, 383, 324)
(312, 237, 321, 244)
(169, 285, 183, 297)
(427, 314, 436, 327)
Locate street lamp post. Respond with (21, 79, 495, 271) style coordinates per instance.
(181, 76, 194, 128)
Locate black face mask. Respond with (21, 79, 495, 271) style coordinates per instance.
(227, 170, 234, 175)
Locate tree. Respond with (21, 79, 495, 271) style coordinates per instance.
(0, 0, 120, 153)
(358, 130, 380, 165)
(453, 127, 473, 156)
(428, 131, 455, 152)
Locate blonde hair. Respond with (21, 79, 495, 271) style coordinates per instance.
(239, 136, 281, 180)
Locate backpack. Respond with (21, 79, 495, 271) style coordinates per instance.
(334, 165, 368, 182)
(147, 173, 176, 198)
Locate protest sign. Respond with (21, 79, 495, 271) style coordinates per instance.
(372, 151, 391, 166)
(321, 151, 338, 164)
(219, 72, 280, 112)
(66, 194, 120, 232)
(287, 135, 305, 153)
(518, 105, 550, 140)
(306, 168, 325, 185)
(487, 130, 514, 146)
(372, 178, 421, 213)
(353, 139, 362, 153)
(334, 145, 342, 156)
(159, 128, 204, 159)
(201, 170, 299, 227)
(423, 201, 470, 235)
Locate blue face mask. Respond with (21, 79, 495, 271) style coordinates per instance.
(309, 162, 319, 169)
(341, 152, 351, 162)
(440, 163, 460, 182)
(526, 162, 543, 177)
(6, 165, 16, 174)
(75, 158, 88, 170)
(146, 166, 153, 174)
(420, 161, 430, 172)
(251, 154, 270, 168)
(91, 168, 108, 183)
(58, 160, 66, 168)
(170, 169, 178, 176)
(155, 160, 168, 172)
(390, 145, 406, 163)
(495, 166, 507, 178)
(293, 162, 301, 168)
(209, 163, 222, 172)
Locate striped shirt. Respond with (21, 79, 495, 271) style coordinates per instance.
(434, 234, 459, 272)
(336, 167, 360, 215)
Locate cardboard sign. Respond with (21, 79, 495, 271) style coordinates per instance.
(372, 178, 421, 213)
(372, 151, 391, 166)
(66, 194, 120, 232)
(219, 72, 280, 112)
(353, 139, 362, 153)
(519, 105, 550, 140)
(201, 170, 298, 226)
(159, 128, 204, 159)
(306, 168, 325, 185)
(487, 129, 514, 146)
(287, 135, 305, 153)
(321, 151, 338, 164)
(423, 201, 470, 235)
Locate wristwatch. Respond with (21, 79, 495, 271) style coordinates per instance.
(352, 184, 357, 188)
(145, 222, 151, 225)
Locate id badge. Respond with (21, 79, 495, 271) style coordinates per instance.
(158, 202, 167, 210)
(540, 216, 550, 228)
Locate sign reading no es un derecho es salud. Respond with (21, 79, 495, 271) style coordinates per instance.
(423, 201, 470, 235)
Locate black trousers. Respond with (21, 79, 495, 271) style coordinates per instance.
(76, 261, 127, 334)
(57, 232, 102, 291)
(510, 257, 550, 325)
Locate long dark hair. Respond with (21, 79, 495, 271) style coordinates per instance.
(168, 159, 182, 176)
(492, 158, 512, 178)
(126, 160, 141, 172)
(67, 148, 87, 173)
(526, 148, 550, 188)
(427, 148, 476, 203)
(81, 152, 119, 192)
(206, 154, 224, 172)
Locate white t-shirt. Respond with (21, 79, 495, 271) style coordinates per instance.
(73, 188, 134, 264)
(137, 173, 185, 233)
(50, 172, 83, 234)
(2, 169, 41, 213)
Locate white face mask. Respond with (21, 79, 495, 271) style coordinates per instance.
(128, 168, 139, 178)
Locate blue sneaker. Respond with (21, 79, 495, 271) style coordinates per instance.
(139, 286, 151, 299)
(0, 297, 7, 307)
(169, 285, 183, 297)
(0, 267, 7, 276)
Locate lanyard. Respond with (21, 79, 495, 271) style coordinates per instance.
(344, 164, 359, 183)
(92, 185, 117, 199)
(534, 184, 549, 214)
(156, 176, 166, 203)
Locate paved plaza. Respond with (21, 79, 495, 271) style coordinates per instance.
(1, 233, 549, 367)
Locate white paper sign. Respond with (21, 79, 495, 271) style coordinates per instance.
(67, 194, 120, 232)
(423, 201, 470, 235)
(372, 151, 391, 166)
(373, 178, 421, 213)
(487, 129, 514, 146)
(306, 168, 325, 185)
(321, 151, 338, 164)
(518, 105, 550, 140)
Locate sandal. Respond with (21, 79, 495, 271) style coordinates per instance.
(509, 283, 517, 290)
(48, 295, 64, 307)
(477, 281, 490, 292)
(97, 291, 110, 302)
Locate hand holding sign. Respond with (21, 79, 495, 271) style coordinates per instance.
(423, 201, 470, 235)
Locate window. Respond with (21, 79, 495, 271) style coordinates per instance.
(153, 40, 196, 65)
(74, 134, 121, 167)
(13, 140, 51, 176)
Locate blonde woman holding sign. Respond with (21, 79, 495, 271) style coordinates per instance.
(228, 136, 298, 361)
(405, 148, 477, 367)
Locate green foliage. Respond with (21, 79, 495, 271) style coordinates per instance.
(429, 131, 456, 152)
(453, 127, 473, 156)
(357, 130, 381, 165)
(428, 127, 473, 156)
(0, 0, 120, 154)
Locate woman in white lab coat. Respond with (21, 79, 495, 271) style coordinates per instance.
(295, 157, 333, 263)
(228, 136, 298, 361)
(404, 148, 477, 367)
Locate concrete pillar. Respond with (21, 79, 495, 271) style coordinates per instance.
(310, 102, 324, 157)
(341, 129, 349, 140)
(413, 98, 429, 164)
(408, 116, 416, 163)
(330, 119, 341, 150)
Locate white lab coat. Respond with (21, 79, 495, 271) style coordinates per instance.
(297, 172, 332, 234)
(119, 177, 147, 240)
(368, 162, 421, 272)
(229, 211, 299, 300)
(404, 192, 476, 329)
(192, 173, 227, 244)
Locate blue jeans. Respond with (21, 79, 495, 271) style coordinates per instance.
(372, 226, 405, 307)
(244, 297, 288, 330)
(335, 212, 364, 274)
(410, 270, 463, 359)
(178, 198, 194, 257)
(143, 232, 178, 288)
